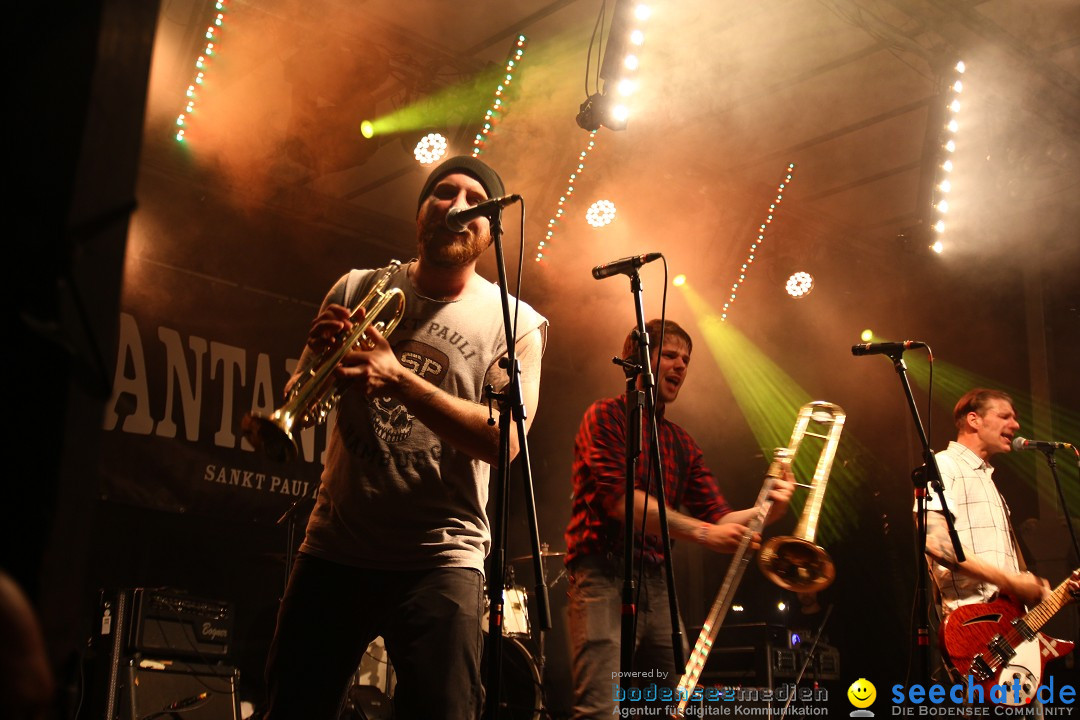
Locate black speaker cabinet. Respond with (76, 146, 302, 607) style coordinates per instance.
(118, 659, 241, 720)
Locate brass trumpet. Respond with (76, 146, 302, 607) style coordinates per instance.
(674, 400, 844, 713)
(242, 260, 407, 463)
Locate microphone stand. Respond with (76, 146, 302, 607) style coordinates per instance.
(275, 498, 309, 597)
(482, 204, 549, 720)
(616, 270, 683, 691)
(885, 350, 964, 686)
(1037, 446, 1080, 563)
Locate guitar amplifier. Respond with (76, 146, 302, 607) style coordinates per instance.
(90, 589, 236, 720)
(128, 588, 234, 659)
(98, 587, 234, 661)
(120, 658, 241, 720)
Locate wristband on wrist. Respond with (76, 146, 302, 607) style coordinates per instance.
(696, 524, 710, 544)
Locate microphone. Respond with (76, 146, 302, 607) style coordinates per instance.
(591, 252, 663, 280)
(1011, 436, 1072, 452)
(445, 194, 522, 233)
(851, 340, 927, 356)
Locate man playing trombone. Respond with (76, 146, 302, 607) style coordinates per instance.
(563, 319, 793, 718)
(262, 156, 548, 720)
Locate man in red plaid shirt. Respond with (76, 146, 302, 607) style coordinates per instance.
(563, 319, 793, 718)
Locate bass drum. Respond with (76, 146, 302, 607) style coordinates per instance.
(481, 633, 544, 720)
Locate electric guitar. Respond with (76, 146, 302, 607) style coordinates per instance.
(940, 569, 1079, 704)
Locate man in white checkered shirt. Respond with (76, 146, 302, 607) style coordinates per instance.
(922, 388, 1050, 615)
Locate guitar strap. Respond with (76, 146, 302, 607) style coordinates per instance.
(1000, 490, 1028, 573)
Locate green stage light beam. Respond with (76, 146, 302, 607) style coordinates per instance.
(681, 284, 877, 545)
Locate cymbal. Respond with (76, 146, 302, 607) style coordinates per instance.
(511, 550, 566, 563)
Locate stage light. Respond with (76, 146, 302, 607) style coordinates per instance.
(777, 602, 787, 612)
(931, 240, 944, 254)
(721, 163, 796, 321)
(785, 271, 814, 299)
(473, 35, 528, 157)
(673, 274, 687, 287)
(616, 78, 636, 96)
(732, 604, 744, 613)
(623, 54, 639, 71)
(586, 199, 617, 227)
(947, 119, 959, 133)
(630, 29, 645, 45)
(413, 132, 448, 165)
(953, 80, 963, 93)
(360, 120, 375, 138)
(933, 220, 945, 233)
(610, 103, 630, 124)
(634, 4, 652, 21)
(861, 329, 873, 342)
(937, 199, 949, 213)
(949, 99, 961, 112)
(942, 159, 953, 172)
(944, 139, 956, 153)
(955, 60, 966, 74)
(938, 179, 951, 193)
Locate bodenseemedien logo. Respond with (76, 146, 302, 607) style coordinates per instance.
(849, 678, 877, 717)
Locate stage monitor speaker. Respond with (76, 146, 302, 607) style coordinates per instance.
(120, 659, 241, 720)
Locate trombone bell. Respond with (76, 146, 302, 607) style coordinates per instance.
(758, 536, 836, 592)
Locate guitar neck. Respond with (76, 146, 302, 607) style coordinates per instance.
(1023, 574, 1075, 633)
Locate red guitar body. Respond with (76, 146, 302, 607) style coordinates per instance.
(941, 571, 1078, 705)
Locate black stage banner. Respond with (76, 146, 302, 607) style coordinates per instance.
(95, 162, 403, 525)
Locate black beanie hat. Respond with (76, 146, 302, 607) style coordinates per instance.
(417, 155, 505, 214)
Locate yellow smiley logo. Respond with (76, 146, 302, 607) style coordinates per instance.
(847, 678, 876, 709)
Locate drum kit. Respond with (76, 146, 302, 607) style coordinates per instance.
(344, 544, 567, 720)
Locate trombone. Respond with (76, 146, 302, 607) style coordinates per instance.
(673, 400, 845, 712)
(242, 260, 407, 463)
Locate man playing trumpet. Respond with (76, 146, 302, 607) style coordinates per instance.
(262, 156, 547, 720)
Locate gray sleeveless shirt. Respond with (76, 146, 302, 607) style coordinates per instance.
(299, 261, 548, 573)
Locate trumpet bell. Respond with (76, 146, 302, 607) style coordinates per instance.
(241, 411, 299, 463)
(758, 536, 835, 592)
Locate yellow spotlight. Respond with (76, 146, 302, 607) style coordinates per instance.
(931, 240, 945, 254)
(933, 220, 946, 233)
(673, 274, 686, 287)
(629, 29, 645, 46)
(634, 4, 652, 21)
(360, 120, 375, 139)
(623, 54, 639, 71)
(860, 329, 873, 342)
